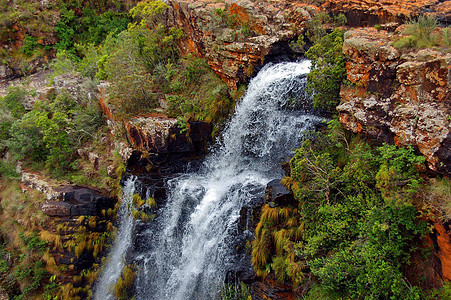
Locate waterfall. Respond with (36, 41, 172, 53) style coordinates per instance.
(96, 60, 321, 300)
(95, 176, 137, 300)
(134, 60, 321, 299)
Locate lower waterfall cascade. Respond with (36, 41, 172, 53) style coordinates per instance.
(95, 176, 137, 300)
(95, 60, 322, 299)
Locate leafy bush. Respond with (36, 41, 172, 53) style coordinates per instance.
(103, 29, 157, 118)
(305, 29, 346, 115)
(7, 111, 48, 162)
(19, 35, 41, 57)
(1, 86, 28, 119)
(253, 121, 428, 298)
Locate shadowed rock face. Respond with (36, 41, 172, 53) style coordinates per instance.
(337, 28, 450, 175)
(125, 116, 212, 154)
(41, 186, 115, 217)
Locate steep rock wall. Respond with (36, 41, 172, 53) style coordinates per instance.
(322, 0, 450, 26)
(337, 28, 450, 175)
(163, 0, 449, 89)
(164, 0, 316, 89)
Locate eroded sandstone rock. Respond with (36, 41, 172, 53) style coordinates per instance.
(338, 28, 450, 175)
(21, 171, 115, 217)
(165, 0, 314, 89)
(322, 0, 443, 27)
(125, 116, 211, 154)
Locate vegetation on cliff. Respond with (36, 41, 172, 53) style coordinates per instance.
(250, 12, 450, 300)
(252, 120, 433, 298)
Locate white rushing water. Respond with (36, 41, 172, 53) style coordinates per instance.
(95, 61, 321, 300)
(95, 176, 137, 300)
(133, 61, 321, 299)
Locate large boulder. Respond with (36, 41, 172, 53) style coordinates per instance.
(21, 171, 115, 217)
(265, 179, 296, 206)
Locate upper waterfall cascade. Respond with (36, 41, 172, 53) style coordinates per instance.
(96, 61, 321, 299)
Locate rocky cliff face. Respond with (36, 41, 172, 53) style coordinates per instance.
(337, 27, 450, 175)
(164, 0, 316, 89)
(163, 0, 450, 89)
(322, 0, 451, 26)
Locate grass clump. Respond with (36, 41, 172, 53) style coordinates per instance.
(114, 264, 136, 300)
(393, 15, 450, 49)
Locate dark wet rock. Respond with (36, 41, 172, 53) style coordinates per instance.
(125, 116, 212, 155)
(250, 275, 297, 300)
(265, 178, 295, 206)
(41, 186, 115, 217)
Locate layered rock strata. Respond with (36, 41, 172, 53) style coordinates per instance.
(338, 28, 450, 175)
(162, 0, 450, 89)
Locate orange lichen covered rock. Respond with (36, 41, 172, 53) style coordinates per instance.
(435, 223, 451, 281)
(322, 0, 443, 26)
(338, 28, 450, 175)
(165, 0, 316, 89)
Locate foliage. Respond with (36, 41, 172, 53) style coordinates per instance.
(253, 120, 428, 298)
(19, 35, 41, 57)
(429, 281, 451, 299)
(305, 29, 346, 115)
(165, 56, 233, 126)
(103, 29, 158, 117)
(3, 86, 105, 176)
(54, 6, 131, 53)
(393, 15, 450, 49)
(6, 110, 48, 162)
(252, 204, 305, 286)
(1, 86, 28, 119)
(114, 264, 136, 300)
(96, 2, 233, 127)
(130, 0, 168, 26)
(305, 12, 331, 44)
(220, 282, 251, 300)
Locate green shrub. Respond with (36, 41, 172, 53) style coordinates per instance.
(305, 29, 346, 115)
(2, 86, 28, 119)
(253, 121, 428, 298)
(0, 161, 19, 179)
(19, 35, 41, 57)
(103, 29, 157, 118)
(48, 50, 77, 82)
(334, 13, 347, 26)
(7, 111, 48, 162)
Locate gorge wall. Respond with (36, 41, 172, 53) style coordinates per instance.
(159, 0, 450, 174)
(338, 27, 450, 175)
